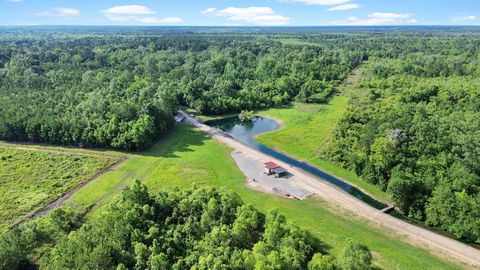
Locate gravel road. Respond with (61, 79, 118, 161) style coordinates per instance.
(179, 110, 480, 269)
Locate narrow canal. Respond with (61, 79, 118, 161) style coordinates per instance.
(205, 116, 387, 210)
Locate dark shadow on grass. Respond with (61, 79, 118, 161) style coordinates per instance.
(138, 124, 211, 158)
(305, 230, 331, 255)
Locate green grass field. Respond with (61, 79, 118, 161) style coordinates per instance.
(64, 124, 460, 269)
(0, 145, 116, 230)
(255, 66, 392, 203)
(257, 100, 392, 203)
(66, 125, 242, 213)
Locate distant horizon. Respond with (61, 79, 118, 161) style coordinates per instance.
(2, 24, 480, 28)
(1, 1, 478, 26)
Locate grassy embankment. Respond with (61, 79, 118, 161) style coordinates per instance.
(0, 144, 117, 230)
(257, 67, 392, 203)
(63, 124, 459, 269)
(256, 101, 392, 203)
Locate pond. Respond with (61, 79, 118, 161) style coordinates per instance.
(205, 116, 387, 210)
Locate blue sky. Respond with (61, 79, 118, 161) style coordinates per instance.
(1, 0, 479, 26)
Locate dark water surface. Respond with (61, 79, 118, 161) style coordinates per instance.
(205, 116, 387, 210)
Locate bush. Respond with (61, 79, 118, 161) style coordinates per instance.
(239, 110, 255, 122)
(337, 239, 372, 270)
(40, 181, 321, 269)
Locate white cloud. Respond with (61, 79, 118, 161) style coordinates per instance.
(102, 5, 182, 25)
(452, 15, 477, 22)
(201, 8, 217, 14)
(203, 6, 291, 26)
(7, 0, 23, 3)
(34, 7, 80, 17)
(218, 7, 274, 16)
(102, 5, 155, 15)
(55, 8, 80, 17)
(283, 0, 351, 5)
(330, 12, 418, 25)
(327, 3, 360, 11)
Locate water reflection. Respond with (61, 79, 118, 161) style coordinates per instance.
(205, 116, 387, 209)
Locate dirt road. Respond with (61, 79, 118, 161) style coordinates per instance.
(25, 157, 126, 219)
(178, 110, 480, 269)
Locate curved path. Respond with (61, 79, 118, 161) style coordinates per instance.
(179, 110, 480, 269)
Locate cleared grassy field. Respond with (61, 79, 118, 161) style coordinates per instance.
(257, 100, 392, 203)
(66, 126, 240, 212)
(66, 124, 460, 269)
(255, 66, 392, 203)
(0, 145, 116, 230)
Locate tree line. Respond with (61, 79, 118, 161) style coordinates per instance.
(0, 33, 362, 150)
(1, 181, 373, 270)
(328, 44, 480, 243)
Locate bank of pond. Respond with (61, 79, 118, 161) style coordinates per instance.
(205, 116, 388, 210)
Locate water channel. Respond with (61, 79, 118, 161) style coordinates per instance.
(205, 116, 387, 210)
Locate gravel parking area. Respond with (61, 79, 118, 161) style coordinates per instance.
(231, 151, 313, 199)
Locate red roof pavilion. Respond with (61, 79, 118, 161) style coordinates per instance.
(264, 161, 280, 169)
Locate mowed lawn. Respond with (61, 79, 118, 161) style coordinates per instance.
(257, 100, 392, 203)
(66, 124, 460, 269)
(0, 145, 116, 230)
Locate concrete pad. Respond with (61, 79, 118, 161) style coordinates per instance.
(231, 151, 314, 199)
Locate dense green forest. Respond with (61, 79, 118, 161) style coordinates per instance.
(328, 46, 480, 243)
(0, 33, 361, 150)
(2, 27, 480, 261)
(2, 30, 478, 151)
(1, 181, 372, 270)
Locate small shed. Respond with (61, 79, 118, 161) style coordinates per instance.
(273, 167, 288, 178)
(264, 161, 280, 175)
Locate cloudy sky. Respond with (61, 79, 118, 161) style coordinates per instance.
(2, 0, 479, 26)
